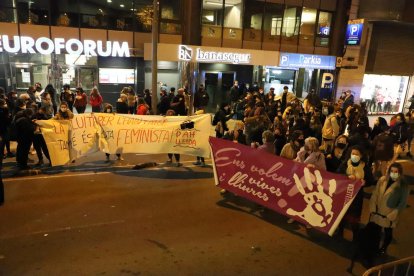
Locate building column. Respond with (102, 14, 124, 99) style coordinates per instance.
(178, 61, 199, 115)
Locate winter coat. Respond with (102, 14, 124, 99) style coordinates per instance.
(322, 114, 339, 140)
(116, 101, 129, 114)
(369, 176, 409, 228)
(157, 95, 170, 115)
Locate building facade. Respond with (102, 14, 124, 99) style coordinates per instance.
(0, 0, 355, 109)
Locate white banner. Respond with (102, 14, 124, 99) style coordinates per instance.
(37, 113, 212, 166)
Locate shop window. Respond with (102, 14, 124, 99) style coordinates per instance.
(299, 8, 317, 46)
(315, 11, 332, 47)
(202, 0, 224, 39)
(281, 6, 300, 45)
(263, 2, 284, 44)
(361, 74, 410, 115)
(223, 0, 243, 41)
(243, 0, 263, 42)
(51, 0, 79, 27)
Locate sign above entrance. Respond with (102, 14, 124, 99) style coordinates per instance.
(178, 45, 251, 64)
(0, 35, 130, 57)
(279, 53, 336, 70)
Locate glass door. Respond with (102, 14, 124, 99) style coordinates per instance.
(78, 67, 97, 91)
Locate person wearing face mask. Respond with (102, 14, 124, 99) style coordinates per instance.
(369, 163, 409, 255)
(321, 104, 339, 154)
(280, 130, 304, 160)
(326, 135, 348, 173)
(54, 102, 74, 120)
(223, 121, 247, 145)
(369, 117, 388, 141)
(336, 146, 375, 241)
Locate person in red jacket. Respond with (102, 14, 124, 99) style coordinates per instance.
(89, 87, 103, 112)
(136, 98, 149, 115)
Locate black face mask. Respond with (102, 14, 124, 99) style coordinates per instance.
(337, 143, 347, 149)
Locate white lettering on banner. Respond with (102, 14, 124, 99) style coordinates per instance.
(0, 35, 130, 57)
(37, 114, 212, 166)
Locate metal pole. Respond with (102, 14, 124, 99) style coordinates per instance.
(151, 0, 159, 113)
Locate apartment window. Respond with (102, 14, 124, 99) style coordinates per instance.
(51, 0, 79, 27)
(160, 0, 181, 34)
(299, 8, 317, 46)
(134, 0, 154, 32)
(107, 1, 134, 31)
(202, 0, 224, 39)
(316, 11, 332, 47)
(243, 0, 263, 42)
(79, 0, 108, 29)
(263, 2, 284, 43)
(281, 6, 300, 45)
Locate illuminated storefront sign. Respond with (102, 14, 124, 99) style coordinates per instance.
(345, 19, 364, 46)
(0, 35, 130, 57)
(279, 52, 336, 70)
(178, 45, 251, 64)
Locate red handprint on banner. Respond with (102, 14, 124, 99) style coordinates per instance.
(286, 167, 337, 227)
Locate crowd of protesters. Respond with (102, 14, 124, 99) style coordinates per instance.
(0, 81, 411, 256)
(213, 82, 410, 263)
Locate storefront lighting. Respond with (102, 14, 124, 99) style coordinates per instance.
(120, 4, 124, 8)
(272, 70, 282, 74)
(107, 0, 112, 2)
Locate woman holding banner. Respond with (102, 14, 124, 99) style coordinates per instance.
(336, 145, 375, 241)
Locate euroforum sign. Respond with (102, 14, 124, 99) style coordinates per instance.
(279, 52, 336, 70)
(178, 45, 251, 64)
(0, 35, 130, 57)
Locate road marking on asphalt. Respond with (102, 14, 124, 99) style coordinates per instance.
(4, 162, 211, 182)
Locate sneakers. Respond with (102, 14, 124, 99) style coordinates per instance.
(287, 218, 295, 224)
(116, 156, 124, 161)
(193, 161, 201, 166)
(165, 159, 173, 164)
(200, 162, 206, 167)
(175, 162, 182, 167)
(35, 159, 44, 166)
(6, 152, 15, 158)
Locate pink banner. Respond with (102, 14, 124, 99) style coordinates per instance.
(210, 137, 364, 236)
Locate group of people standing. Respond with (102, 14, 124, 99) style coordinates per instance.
(213, 84, 410, 264)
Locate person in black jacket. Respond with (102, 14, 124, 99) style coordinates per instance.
(33, 107, 51, 166)
(0, 99, 14, 159)
(213, 102, 233, 138)
(15, 108, 36, 170)
(170, 88, 186, 116)
(194, 84, 209, 112)
(157, 87, 170, 115)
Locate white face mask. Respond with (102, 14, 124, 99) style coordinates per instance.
(106, 109, 111, 113)
(390, 172, 399, 181)
(351, 154, 360, 163)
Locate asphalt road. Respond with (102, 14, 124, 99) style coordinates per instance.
(1, 153, 413, 275)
